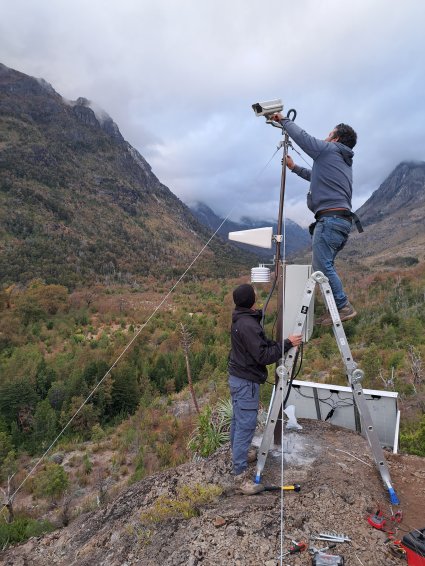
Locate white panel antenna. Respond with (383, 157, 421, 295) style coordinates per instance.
(228, 227, 273, 249)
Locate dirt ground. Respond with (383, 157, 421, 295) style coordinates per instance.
(250, 419, 425, 565)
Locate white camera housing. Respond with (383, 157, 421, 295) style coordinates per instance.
(252, 99, 283, 117)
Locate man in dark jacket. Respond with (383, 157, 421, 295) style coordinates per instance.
(228, 283, 302, 494)
(272, 114, 358, 325)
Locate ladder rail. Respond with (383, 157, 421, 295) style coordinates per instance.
(255, 275, 314, 481)
(255, 271, 400, 505)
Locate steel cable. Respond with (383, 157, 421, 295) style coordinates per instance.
(0, 146, 281, 519)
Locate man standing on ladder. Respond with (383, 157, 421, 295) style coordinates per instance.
(272, 113, 361, 325)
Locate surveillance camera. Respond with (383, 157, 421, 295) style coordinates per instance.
(252, 99, 283, 117)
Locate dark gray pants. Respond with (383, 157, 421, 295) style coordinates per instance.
(229, 375, 259, 475)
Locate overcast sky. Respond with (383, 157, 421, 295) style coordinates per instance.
(1, 0, 425, 226)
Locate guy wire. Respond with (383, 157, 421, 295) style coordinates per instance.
(0, 145, 281, 518)
(291, 144, 313, 169)
(1, 217, 231, 517)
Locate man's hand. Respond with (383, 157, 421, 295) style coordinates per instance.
(288, 334, 302, 347)
(271, 112, 284, 122)
(286, 155, 295, 170)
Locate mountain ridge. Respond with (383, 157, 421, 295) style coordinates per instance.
(0, 63, 254, 287)
(346, 160, 425, 265)
(190, 201, 310, 259)
(355, 160, 425, 225)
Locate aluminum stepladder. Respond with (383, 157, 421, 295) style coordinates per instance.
(255, 270, 400, 505)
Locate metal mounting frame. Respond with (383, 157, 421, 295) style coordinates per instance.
(255, 271, 400, 505)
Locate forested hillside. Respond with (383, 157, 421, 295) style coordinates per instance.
(0, 63, 252, 287)
(1, 262, 424, 540)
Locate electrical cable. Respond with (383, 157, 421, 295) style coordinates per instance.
(282, 347, 302, 408)
(289, 388, 355, 422)
(290, 144, 313, 169)
(261, 276, 277, 330)
(265, 342, 303, 386)
(0, 145, 282, 519)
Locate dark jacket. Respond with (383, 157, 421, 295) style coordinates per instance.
(228, 307, 293, 384)
(280, 118, 354, 214)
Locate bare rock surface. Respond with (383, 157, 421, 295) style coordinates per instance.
(1, 420, 424, 566)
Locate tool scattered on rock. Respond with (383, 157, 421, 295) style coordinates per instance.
(366, 507, 403, 534)
(385, 540, 406, 560)
(311, 551, 345, 565)
(309, 544, 336, 555)
(311, 532, 351, 543)
(310, 543, 344, 565)
(280, 540, 307, 558)
(264, 483, 301, 492)
(367, 510, 387, 530)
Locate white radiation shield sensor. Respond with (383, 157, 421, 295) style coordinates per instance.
(228, 227, 273, 249)
(251, 266, 271, 283)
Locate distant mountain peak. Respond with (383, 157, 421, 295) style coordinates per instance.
(356, 160, 425, 226)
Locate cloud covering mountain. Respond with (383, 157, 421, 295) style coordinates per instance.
(1, 1, 425, 227)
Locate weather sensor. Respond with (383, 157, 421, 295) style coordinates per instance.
(251, 265, 271, 283)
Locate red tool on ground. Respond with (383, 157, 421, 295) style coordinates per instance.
(282, 540, 307, 556)
(367, 510, 387, 530)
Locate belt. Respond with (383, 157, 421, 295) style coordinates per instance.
(315, 209, 364, 233)
(315, 209, 351, 220)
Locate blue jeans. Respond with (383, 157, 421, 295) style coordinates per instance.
(228, 375, 259, 475)
(312, 216, 352, 309)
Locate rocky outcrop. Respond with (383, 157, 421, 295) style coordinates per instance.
(343, 161, 425, 264)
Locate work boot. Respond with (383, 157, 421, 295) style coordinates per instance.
(247, 447, 257, 463)
(338, 302, 357, 322)
(316, 302, 357, 326)
(234, 470, 264, 496)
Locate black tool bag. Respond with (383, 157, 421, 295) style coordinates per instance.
(402, 527, 425, 558)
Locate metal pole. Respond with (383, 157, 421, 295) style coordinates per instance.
(274, 125, 290, 445)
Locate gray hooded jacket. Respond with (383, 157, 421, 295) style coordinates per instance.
(280, 117, 354, 214)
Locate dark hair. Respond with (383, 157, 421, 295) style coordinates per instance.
(233, 284, 255, 308)
(334, 123, 357, 149)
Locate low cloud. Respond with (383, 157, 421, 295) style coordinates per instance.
(1, 0, 424, 225)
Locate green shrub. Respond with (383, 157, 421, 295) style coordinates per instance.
(400, 414, 425, 456)
(188, 404, 230, 458)
(0, 516, 55, 549)
(33, 462, 69, 501)
(140, 483, 222, 524)
(82, 453, 93, 475)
